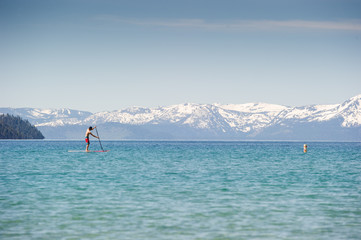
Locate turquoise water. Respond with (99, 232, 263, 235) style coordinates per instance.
(1, 141, 360, 239)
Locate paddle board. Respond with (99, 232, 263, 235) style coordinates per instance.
(68, 150, 110, 153)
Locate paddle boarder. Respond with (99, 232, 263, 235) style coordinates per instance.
(85, 126, 99, 152)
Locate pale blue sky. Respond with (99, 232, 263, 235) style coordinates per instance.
(1, 0, 361, 112)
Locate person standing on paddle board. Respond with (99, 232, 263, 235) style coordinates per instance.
(85, 126, 99, 152)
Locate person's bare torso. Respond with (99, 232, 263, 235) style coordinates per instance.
(85, 129, 91, 138)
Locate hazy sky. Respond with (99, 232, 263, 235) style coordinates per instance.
(1, 0, 361, 112)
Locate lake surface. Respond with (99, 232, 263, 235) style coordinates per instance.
(1, 140, 360, 239)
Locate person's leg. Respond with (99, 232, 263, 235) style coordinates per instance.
(86, 138, 90, 151)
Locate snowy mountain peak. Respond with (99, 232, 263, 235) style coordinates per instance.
(0, 108, 93, 126)
(1, 95, 360, 140)
(338, 94, 361, 127)
(219, 102, 288, 113)
(349, 94, 361, 101)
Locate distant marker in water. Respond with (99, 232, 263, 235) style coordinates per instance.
(304, 144, 307, 153)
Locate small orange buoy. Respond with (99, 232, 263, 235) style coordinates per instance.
(304, 144, 307, 153)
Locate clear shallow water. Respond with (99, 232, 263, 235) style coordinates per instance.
(0, 141, 360, 239)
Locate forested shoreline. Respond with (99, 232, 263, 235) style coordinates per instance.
(0, 114, 44, 139)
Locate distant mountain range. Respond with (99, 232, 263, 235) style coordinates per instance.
(1, 95, 360, 140)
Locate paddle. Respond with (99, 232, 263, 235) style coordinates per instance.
(95, 128, 105, 151)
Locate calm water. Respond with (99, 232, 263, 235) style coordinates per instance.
(0, 140, 360, 239)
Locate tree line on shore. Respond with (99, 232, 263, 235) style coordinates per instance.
(0, 114, 44, 139)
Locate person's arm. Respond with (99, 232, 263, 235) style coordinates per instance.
(90, 132, 99, 138)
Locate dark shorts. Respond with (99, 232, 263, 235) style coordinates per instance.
(85, 137, 89, 144)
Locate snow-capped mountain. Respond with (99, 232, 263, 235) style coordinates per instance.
(272, 94, 361, 127)
(1, 95, 360, 140)
(0, 108, 92, 126)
